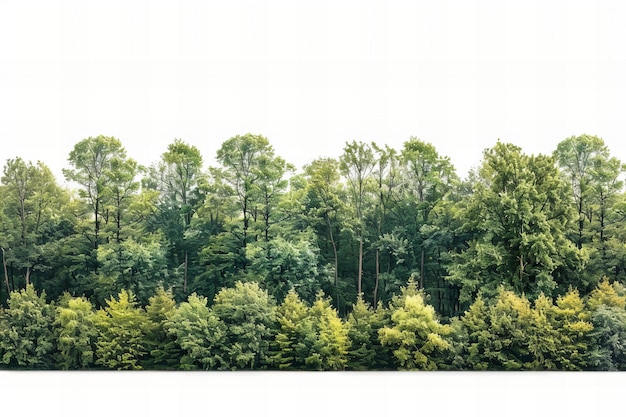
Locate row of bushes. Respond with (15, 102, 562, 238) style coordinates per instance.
(1, 279, 625, 370)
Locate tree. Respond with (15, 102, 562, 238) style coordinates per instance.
(400, 138, 457, 291)
(63, 136, 134, 258)
(269, 289, 316, 369)
(0, 285, 55, 369)
(339, 140, 376, 296)
(54, 294, 98, 369)
(378, 278, 451, 370)
(216, 134, 289, 246)
(448, 142, 582, 305)
(246, 234, 325, 304)
(93, 289, 149, 370)
(142, 287, 182, 369)
(346, 296, 393, 370)
(0, 158, 68, 292)
(211, 281, 276, 369)
(144, 139, 204, 295)
(165, 293, 227, 370)
(304, 158, 346, 308)
(554, 134, 625, 286)
(305, 292, 351, 370)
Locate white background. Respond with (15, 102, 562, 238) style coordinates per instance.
(2, 1, 626, 182)
(1, 0, 625, 411)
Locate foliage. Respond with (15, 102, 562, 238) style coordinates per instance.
(211, 281, 276, 369)
(0, 285, 55, 369)
(93, 289, 149, 370)
(54, 294, 98, 369)
(378, 279, 451, 370)
(165, 293, 227, 370)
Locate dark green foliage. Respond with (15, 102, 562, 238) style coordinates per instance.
(347, 296, 394, 370)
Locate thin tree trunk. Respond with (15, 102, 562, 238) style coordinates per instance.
(420, 248, 425, 290)
(183, 250, 189, 293)
(374, 248, 380, 308)
(25, 266, 30, 286)
(2, 248, 10, 295)
(326, 216, 339, 308)
(358, 240, 363, 295)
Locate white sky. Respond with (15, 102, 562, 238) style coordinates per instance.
(1, 1, 625, 183)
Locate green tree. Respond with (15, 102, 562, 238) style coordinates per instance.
(554, 134, 625, 286)
(0, 158, 68, 293)
(144, 139, 205, 295)
(165, 293, 227, 370)
(378, 278, 451, 370)
(246, 234, 325, 303)
(339, 140, 376, 297)
(63, 136, 133, 262)
(448, 142, 582, 305)
(0, 284, 55, 369)
(346, 296, 393, 370)
(142, 287, 181, 369)
(211, 281, 276, 369)
(303, 158, 346, 309)
(305, 292, 351, 370)
(54, 294, 98, 369)
(93, 289, 149, 370)
(216, 134, 289, 246)
(269, 289, 316, 369)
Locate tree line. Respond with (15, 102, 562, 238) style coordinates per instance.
(1, 133, 626, 370)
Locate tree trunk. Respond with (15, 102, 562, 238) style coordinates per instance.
(374, 248, 380, 308)
(326, 216, 339, 308)
(25, 266, 31, 286)
(183, 250, 189, 293)
(420, 248, 425, 290)
(2, 248, 10, 295)
(358, 240, 363, 296)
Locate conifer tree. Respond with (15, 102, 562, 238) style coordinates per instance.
(378, 278, 451, 370)
(54, 294, 98, 369)
(305, 292, 351, 370)
(94, 289, 149, 370)
(269, 289, 315, 369)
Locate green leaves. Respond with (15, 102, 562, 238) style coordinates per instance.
(378, 279, 451, 370)
(93, 289, 149, 370)
(448, 142, 581, 304)
(0, 285, 55, 369)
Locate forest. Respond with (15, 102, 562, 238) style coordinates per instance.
(1, 133, 626, 370)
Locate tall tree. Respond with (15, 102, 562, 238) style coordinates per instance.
(339, 141, 376, 297)
(144, 139, 204, 295)
(216, 134, 289, 246)
(400, 138, 457, 291)
(448, 142, 582, 304)
(0, 158, 67, 290)
(304, 158, 346, 310)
